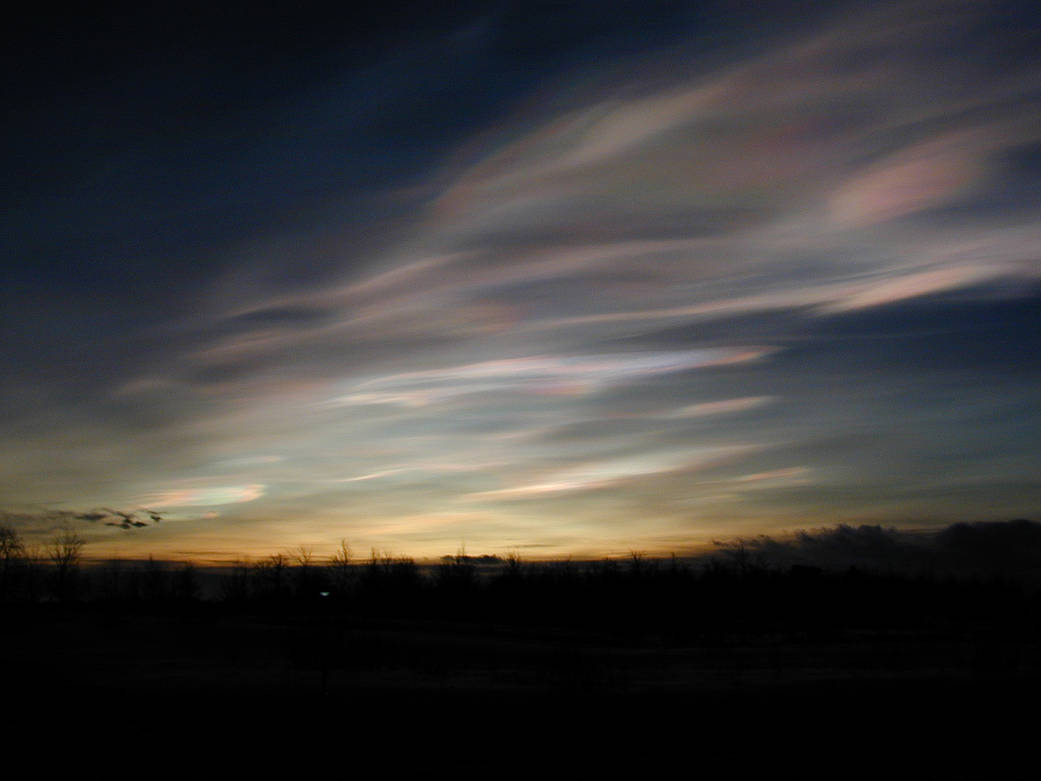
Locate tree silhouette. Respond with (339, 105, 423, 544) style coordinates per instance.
(255, 552, 289, 599)
(293, 546, 325, 597)
(49, 524, 86, 601)
(330, 539, 353, 595)
(0, 524, 25, 601)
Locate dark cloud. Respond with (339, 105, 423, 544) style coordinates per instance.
(714, 520, 1041, 579)
(76, 512, 110, 523)
(101, 508, 162, 530)
(0, 506, 163, 534)
(935, 519, 1041, 575)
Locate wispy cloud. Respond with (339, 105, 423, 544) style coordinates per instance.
(665, 397, 775, 419)
(321, 349, 773, 408)
(5, 0, 1039, 560)
(143, 484, 266, 508)
(467, 446, 763, 500)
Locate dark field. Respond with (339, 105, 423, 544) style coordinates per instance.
(8, 603, 1041, 703)
(5, 558, 1041, 712)
(6, 560, 1041, 773)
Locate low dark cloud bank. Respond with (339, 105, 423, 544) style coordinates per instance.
(0, 507, 162, 535)
(714, 519, 1041, 579)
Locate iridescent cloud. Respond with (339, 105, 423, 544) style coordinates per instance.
(143, 484, 266, 508)
(4, 0, 1039, 560)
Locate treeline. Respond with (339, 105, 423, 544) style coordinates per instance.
(333, 553, 1040, 641)
(1, 524, 90, 602)
(0, 523, 200, 603)
(3, 522, 1040, 642)
(4, 553, 1036, 644)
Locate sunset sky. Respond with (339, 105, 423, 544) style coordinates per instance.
(3, 0, 1040, 562)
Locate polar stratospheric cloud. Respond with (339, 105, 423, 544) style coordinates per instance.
(2, 0, 1040, 561)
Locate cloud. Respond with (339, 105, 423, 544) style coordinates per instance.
(75, 511, 109, 523)
(335, 468, 408, 483)
(828, 130, 992, 227)
(467, 446, 762, 500)
(143, 484, 266, 508)
(712, 519, 1041, 578)
(721, 466, 812, 489)
(666, 396, 774, 419)
(144, 0, 1038, 420)
(322, 349, 774, 408)
(815, 265, 999, 313)
(0, 506, 163, 536)
(4, 0, 1040, 560)
(935, 519, 1041, 574)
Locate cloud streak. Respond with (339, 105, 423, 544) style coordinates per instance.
(322, 348, 774, 408)
(3, 0, 1040, 560)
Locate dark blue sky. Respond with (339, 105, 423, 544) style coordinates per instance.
(3, 0, 1040, 561)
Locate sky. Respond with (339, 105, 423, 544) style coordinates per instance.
(2, 0, 1040, 563)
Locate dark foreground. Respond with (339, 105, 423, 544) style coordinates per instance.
(4, 564, 1040, 771)
(7, 602, 1041, 697)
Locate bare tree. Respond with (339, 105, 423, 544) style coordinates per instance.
(0, 524, 25, 600)
(254, 552, 289, 599)
(330, 539, 351, 567)
(502, 551, 524, 580)
(330, 538, 352, 594)
(49, 524, 86, 600)
(292, 545, 319, 597)
(0, 525, 23, 559)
